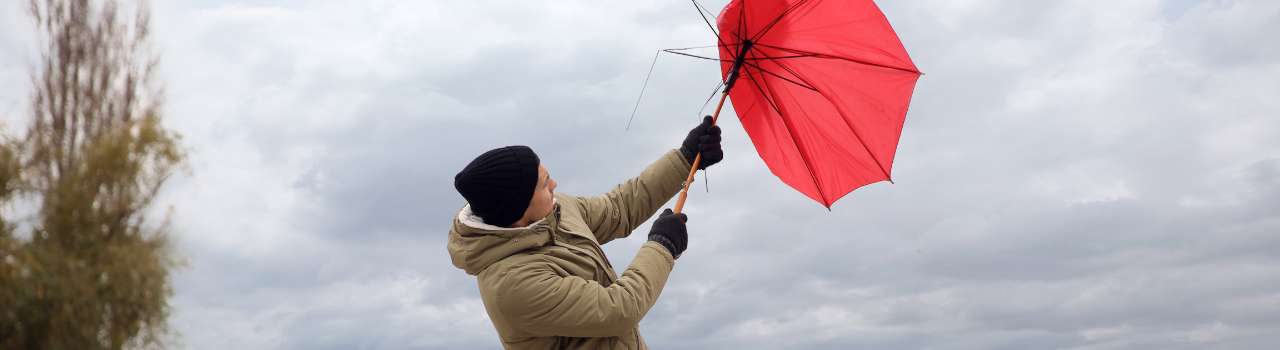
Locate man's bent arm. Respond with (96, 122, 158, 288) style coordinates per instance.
(575, 149, 692, 244)
(493, 242, 676, 337)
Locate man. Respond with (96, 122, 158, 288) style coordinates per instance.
(448, 117, 723, 349)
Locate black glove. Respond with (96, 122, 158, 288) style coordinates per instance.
(680, 116, 723, 170)
(647, 209, 688, 258)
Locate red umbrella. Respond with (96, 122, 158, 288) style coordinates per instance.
(674, 0, 921, 211)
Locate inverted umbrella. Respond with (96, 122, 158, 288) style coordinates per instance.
(673, 0, 921, 212)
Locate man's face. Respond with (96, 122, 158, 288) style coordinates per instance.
(513, 164, 556, 227)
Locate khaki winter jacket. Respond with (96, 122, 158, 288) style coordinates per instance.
(448, 150, 692, 349)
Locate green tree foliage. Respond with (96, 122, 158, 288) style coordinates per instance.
(1, 0, 184, 348)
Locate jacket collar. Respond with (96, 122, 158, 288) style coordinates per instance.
(447, 200, 559, 275)
(455, 198, 556, 231)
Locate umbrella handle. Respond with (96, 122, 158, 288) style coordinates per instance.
(673, 91, 730, 214)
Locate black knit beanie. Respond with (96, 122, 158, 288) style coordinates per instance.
(454, 145, 541, 227)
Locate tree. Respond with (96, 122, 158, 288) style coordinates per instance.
(0, 0, 184, 348)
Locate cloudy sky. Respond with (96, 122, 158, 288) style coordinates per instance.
(3, 0, 1279, 349)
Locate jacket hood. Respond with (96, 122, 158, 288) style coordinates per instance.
(447, 200, 558, 275)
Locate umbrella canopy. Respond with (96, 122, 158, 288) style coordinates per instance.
(714, 0, 921, 207)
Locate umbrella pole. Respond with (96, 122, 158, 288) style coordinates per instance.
(673, 91, 730, 214)
(673, 40, 751, 214)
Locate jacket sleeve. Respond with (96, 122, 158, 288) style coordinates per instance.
(495, 242, 676, 337)
(575, 149, 692, 245)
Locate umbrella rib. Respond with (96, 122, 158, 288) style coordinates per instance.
(760, 49, 897, 182)
(745, 53, 819, 60)
(760, 50, 890, 176)
(748, 45, 827, 104)
(818, 87, 895, 182)
(767, 49, 896, 182)
(665, 43, 740, 51)
(663, 49, 724, 61)
(755, 42, 921, 75)
(754, 45, 896, 187)
(743, 59, 818, 92)
(692, 0, 744, 64)
(772, 54, 818, 87)
(742, 67, 786, 117)
(750, 0, 816, 42)
(698, 80, 727, 116)
(742, 51, 830, 206)
(692, 0, 723, 43)
(663, 48, 816, 63)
